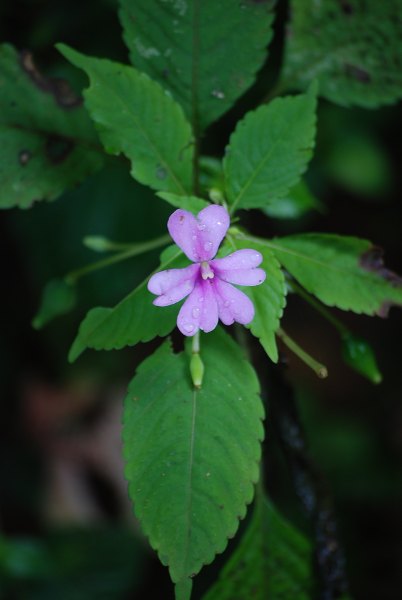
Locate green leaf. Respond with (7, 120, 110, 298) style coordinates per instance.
(282, 0, 402, 108)
(341, 334, 382, 384)
(32, 278, 77, 329)
(57, 44, 193, 195)
(263, 179, 323, 220)
(267, 233, 402, 316)
(157, 192, 209, 213)
(228, 238, 286, 363)
(224, 84, 317, 212)
(123, 328, 264, 583)
(119, 0, 275, 131)
(203, 494, 312, 600)
(0, 44, 103, 209)
(68, 246, 187, 362)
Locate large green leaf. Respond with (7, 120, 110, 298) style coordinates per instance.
(123, 328, 264, 583)
(266, 233, 402, 316)
(68, 246, 186, 362)
(58, 44, 193, 195)
(119, 0, 275, 131)
(224, 85, 317, 212)
(203, 494, 312, 600)
(0, 44, 103, 209)
(228, 238, 286, 363)
(282, 0, 402, 108)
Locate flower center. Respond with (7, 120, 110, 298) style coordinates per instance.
(200, 261, 214, 280)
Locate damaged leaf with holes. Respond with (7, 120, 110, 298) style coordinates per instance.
(0, 44, 104, 209)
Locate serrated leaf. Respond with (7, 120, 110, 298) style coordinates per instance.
(267, 233, 402, 316)
(119, 0, 275, 131)
(203, 494, 312, 600)
(282, 0, 402, 108)
(0, 44, 103, 209)
(69, 246, 187, 362)
(228, 238, 286, 363)
(57, 44, 193, 195)
(32, 278, 77, 329)
(123, 328, 264, 583)
(224, 85, 317, 212)
(263, 179, 323, 220)
(157, 192, 209, 213)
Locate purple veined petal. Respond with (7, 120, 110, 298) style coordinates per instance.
(211, 249, 263, 271)
(196, 205, 230, 261)
(215, 267, 266, 287)
(167, 209, 201, 262)
(148, 264, 199, 306)
(177, 280, 218, 336)
(214, 278, 255, 326)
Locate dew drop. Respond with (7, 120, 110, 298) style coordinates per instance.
(211, 89, 225, 99)
(156, 165, 167, 180)
(197, 222, 206, 231)
(203, 241, 212, 251)
(224, 300, 231, 307)
(192, 307, 200, 318)
(184, 323, 194, 333)
(191, 234, 197, 240)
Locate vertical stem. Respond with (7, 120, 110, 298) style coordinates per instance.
(191, 0, 201, 196)
(190, 331, 204, 389)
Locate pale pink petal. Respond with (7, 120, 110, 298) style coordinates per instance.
(215, 267, 266, 286)
(196, 205, 230, 261)
(167, 210, 200, 262)
(148, 264, 199, 306)
(177, 280, 218, 336)
(214, 279, 255, 325)
(211, 249, 263, 271)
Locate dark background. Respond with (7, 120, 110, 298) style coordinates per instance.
(1, 1, 402, 598)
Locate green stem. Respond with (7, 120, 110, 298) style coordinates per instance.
(277, 328, 328, 379)
(190, 331, 204, 389)
(65, 233, 171, 284)
(289, 279, 349, 337)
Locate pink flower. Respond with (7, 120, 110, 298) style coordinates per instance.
(148, 205, 266, 336)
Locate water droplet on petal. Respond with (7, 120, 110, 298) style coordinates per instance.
(223, 300, 230, 307)
(203, 241, 212, 252)
(199, 296, 204, 303)
(184, 323, 194, 333)
(192, 307, 200, 318)
(197, 223, 206, 231)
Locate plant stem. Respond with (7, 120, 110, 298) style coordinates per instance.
(65, 233, 171, 284)
(277, 328, 328, 378)
(190, 331, 204, 389)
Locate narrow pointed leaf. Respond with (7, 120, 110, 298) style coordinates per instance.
(228, 238, 286, 363)
(341, 334, 382, 384)
(224, 85, 317, 212)
(119, 0, 275, 131)
(0, 44, 103, 209)
(32, 278, 76, 329)
(203, 494, 312, 600)
(282, 0, 402, 108)
(69, 246, 187, 362)
(123, 329, 264, 583)
(58, 44, 193, 195)
(268, 233, 402, 316)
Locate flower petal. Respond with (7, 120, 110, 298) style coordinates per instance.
(211, 249, 263, 271)
(167, 209, 200, 262)
(148, 264, 199, 306)
(177, 280, 218, 336)
(196, 205, 230, 261)
(214, 279, 255, 325)
(215, 267, 266, 286)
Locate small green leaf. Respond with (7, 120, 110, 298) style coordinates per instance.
(228, 238, 286, 363)
(123, 328, 264, 583)
(68, 246, 186, 362)
(224, 84, 317, 212)
(263, 180, 323, 220)
(342, 334, 382, 384)
(282, 0, 402, 108)
(203, 494, 312, 600)
(57, 44, 193, 195)
(32, 278, 76, 329)
(157, 192, 209, 213)
(0, 44, 103, 209)
(119, 0, 275, 131)
(268, 233, 402, 316)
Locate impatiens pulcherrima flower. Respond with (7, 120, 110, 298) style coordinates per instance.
(147, 205, 266, 336)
